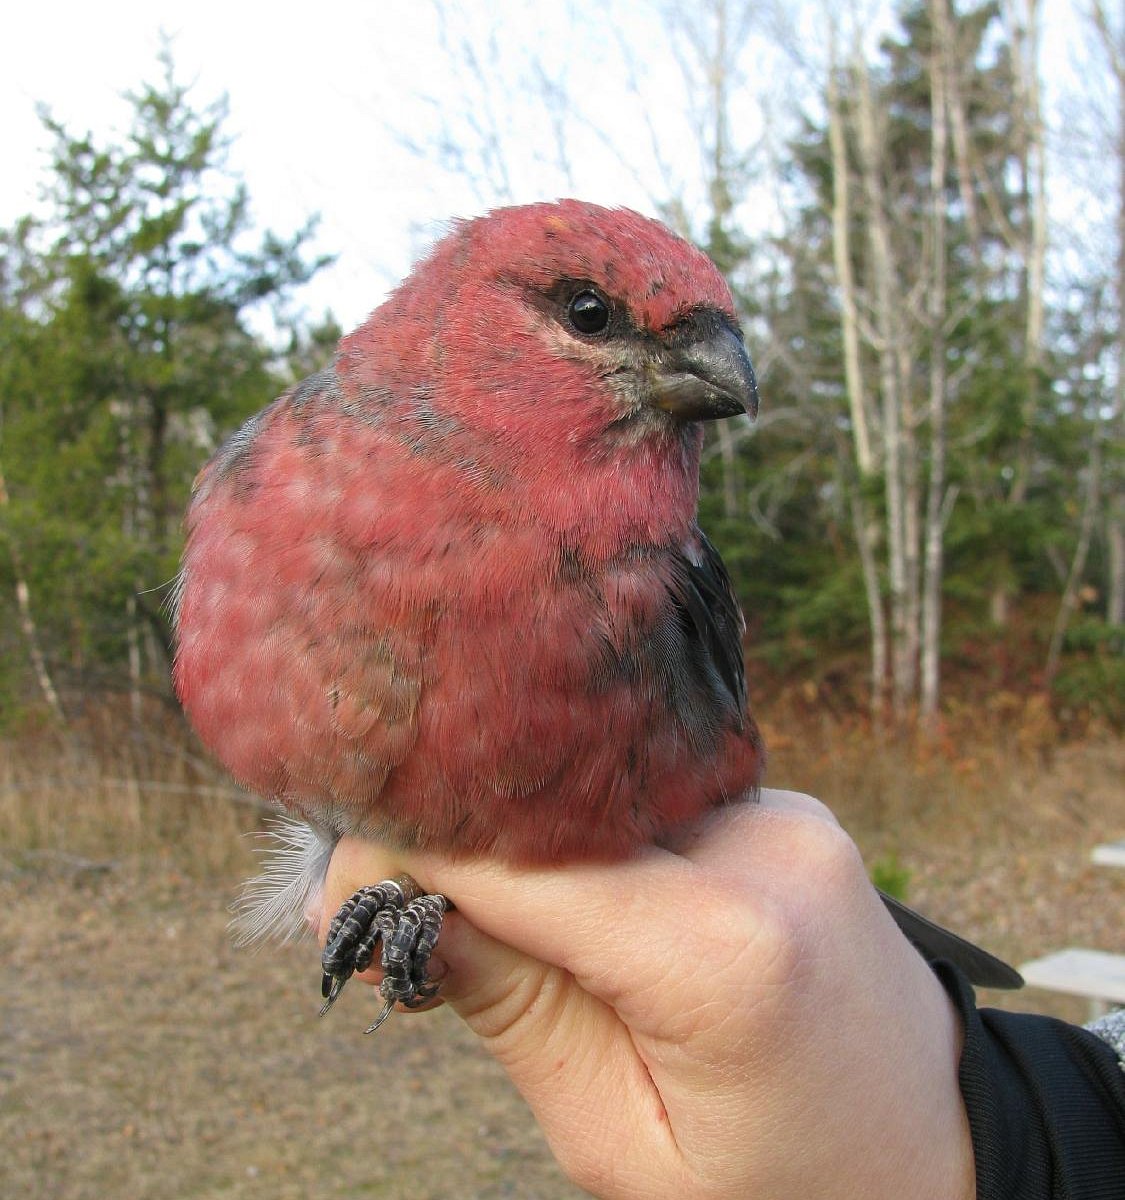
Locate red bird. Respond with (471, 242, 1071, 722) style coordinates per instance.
(173, 201, 1019, 1029)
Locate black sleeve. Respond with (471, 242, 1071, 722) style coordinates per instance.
(934, 962, 1125, 1199)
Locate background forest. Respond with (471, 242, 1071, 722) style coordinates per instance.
(1, 3, 1122, 1197)
(1, 0, 1121, 739)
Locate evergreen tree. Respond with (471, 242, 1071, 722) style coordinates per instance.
(0, 49, 330, 721)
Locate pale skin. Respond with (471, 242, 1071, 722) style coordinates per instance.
(315, 790, 975, 1200)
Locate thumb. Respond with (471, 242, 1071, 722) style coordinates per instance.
(319, 837, 680, 1191)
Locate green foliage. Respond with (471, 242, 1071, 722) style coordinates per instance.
(0, 48, 330, 718)
(1050, 618, 1125, 726)
(869, 853, 912, 903)
(692, 0, 1119, 726)
(0, 18, 1118, 732)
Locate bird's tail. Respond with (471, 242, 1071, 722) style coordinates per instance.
(232, 817, 338, 946)
(879, 889, 1023, 990)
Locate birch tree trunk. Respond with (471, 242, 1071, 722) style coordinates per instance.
(1021, 0, 1048, 491)
(118, 397, 152, 729)
(1092, 0, 1125, 630)
(0, 457, 65, 722)
(1111, 78, 1125, 634)
(827, 38, 887, 712)
(828, 43, 875, 478)
(992, 0, 1047, 625)
(922, 0, 952, 724)
(1109, 515, 1125, 630)
(899, 338, 921, 708)
(1045, 437, 1103, 682)
(854, 53, 916, 717)
(944, 12, 982, 259)
(1109, 190, 1125, 638)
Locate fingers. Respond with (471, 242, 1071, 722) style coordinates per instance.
(318, 838, 594, 1053)
(316, 793, 873, 1088)
(314, 803, 972, 1200)
(318, 835, 690, 1194)
(412, 794, 850, 1016)
(318, 791, 861, 1042)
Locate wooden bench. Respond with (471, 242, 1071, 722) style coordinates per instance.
(1019, 948, 1125, 1019)
(1092, 838, 1125, 868)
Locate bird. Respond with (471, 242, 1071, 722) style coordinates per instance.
(172, 200, 1020, 1030)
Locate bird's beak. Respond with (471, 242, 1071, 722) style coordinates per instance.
(648, 316, 759, 422)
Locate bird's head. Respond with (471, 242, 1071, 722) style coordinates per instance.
(339, 201, 758, 539)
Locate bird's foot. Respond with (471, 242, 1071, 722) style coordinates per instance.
(320, 875, 447, 1032)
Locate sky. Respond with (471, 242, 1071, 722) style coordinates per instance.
(1, 1, 685, 331)
(0, 1, 1103, 334)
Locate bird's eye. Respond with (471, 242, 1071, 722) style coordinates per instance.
(568, 290, 610, 335)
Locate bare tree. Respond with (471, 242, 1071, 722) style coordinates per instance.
(660, 0, 764, 518)
(981, 0, 1048, 627)
(827, 23, 887, 713)
(810, 0, 1057, 720)
(0, 431, 65, 722)
(921, 0, 954, 724)
(1089, 0, 1125, 633)
(1045, 435, 1104, 681)
(850, 39, 925, 716)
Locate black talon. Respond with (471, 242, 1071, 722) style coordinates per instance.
(318, 874, 448, 1031)
(364, 997, 397, 1035)
(319, 972, 349, 1015)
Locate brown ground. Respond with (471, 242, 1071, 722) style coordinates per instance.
(0, 862, 581, 1200)
(1, 733, 1122, 1199)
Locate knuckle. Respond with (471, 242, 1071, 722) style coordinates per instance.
(759, 809, 867, 915)
(791, 812, 864, 887)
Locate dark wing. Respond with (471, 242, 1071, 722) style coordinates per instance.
(667, 527, 748, 732)
(880, 891, 1024, 989)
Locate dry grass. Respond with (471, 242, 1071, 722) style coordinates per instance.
(0, 709, 256, 879)
(0, 867, 576, 1200)
(0, 708, 580, 1199)
(762, 695, 1125, 1022)
(1, 704, 1123, 1198)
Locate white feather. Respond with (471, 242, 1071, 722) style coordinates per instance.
(231, 817, 337, 946)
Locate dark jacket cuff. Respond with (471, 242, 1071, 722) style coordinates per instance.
(935, 962, 1125, 1199)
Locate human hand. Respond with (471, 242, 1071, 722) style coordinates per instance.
(316, 790, 974, 1200)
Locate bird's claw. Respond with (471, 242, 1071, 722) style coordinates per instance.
(319, 875, 447, 1029)
(364, 996, 397, 1035)
(319, 972, 348, 1015)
